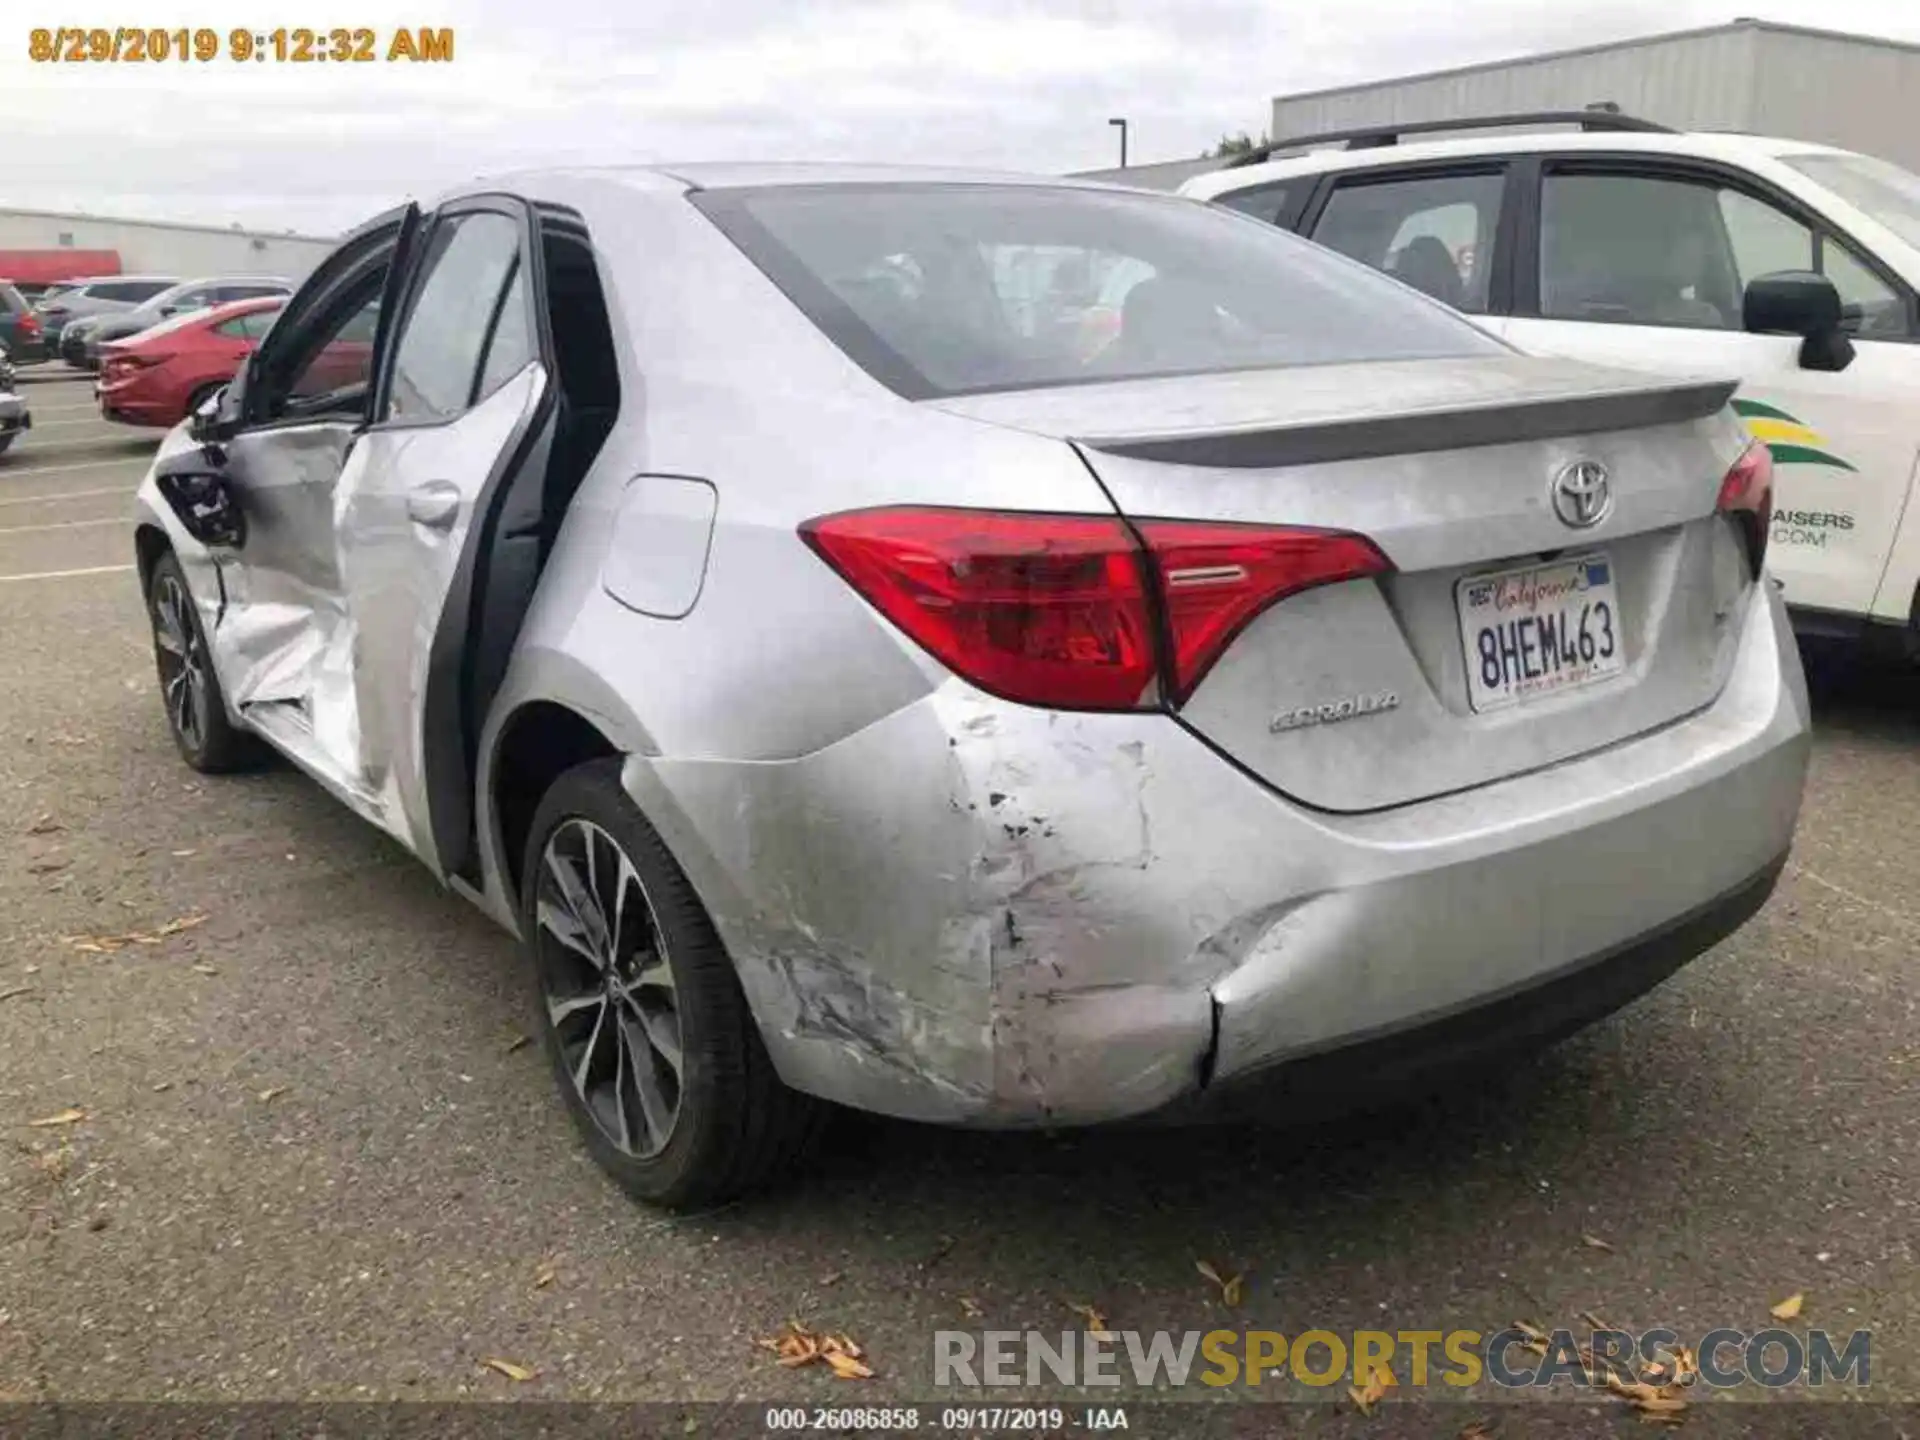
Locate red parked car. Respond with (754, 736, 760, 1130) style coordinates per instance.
(97, 297, 285, 428)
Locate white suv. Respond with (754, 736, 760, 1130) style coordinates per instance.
(1184, 112, 1920, 655)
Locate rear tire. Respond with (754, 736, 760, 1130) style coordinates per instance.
(521, 759, 826, 1209)
(145, 551, 262, 773)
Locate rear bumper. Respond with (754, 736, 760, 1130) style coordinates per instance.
(1180, 849, 1785, 1121)
(626, 584, 1810, 1128)
(0, 398, 29, 436)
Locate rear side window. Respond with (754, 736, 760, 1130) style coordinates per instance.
(696, 183, 1503, 399)
(0, 284, 26, 314)
(386, 211, 522, 421)
(220, 283, 288, 301)
(1309, 171, 1503, 313)
(214, 310, 280, 339)
(113, 280, 175, 302)
(1214, 180, 1302, 228)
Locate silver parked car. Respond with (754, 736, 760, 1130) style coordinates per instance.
(133, 167, 1810, 1206)
(65, 276, 292, 369)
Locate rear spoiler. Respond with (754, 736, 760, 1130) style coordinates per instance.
(1075, 377, 1738, 470)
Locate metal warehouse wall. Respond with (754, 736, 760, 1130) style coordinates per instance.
(1271, 24, 1764, 140)
(0, 209, 335, 281)
(1752, 29, 1920, 172)
(1071, 157, 1227, 191)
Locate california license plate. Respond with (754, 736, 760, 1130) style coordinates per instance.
(1457, 552, 1623, 713)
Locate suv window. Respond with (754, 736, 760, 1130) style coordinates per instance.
(387, 212, 522, 421)
(1215, 179, 1302, 228)
(0, 284, 26, 315)
(115, 281, 176, 303)
(1542, 171, 1906, 336)
(1309, 171, 1503, 312)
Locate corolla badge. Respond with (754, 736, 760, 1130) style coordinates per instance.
(1551, 458, 1612, 529)
(1269, 691, 1400, 733)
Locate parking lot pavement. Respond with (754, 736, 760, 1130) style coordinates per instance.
(1, 367, 1917, 1406)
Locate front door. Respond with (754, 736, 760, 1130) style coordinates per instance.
(198, 208, 415, 805)
(1493, 161, 1920, 623)
(333, 198, 552, 876)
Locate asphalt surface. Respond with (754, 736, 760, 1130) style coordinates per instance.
(0, 369, 1916, 1417)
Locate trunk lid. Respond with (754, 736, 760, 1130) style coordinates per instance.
(932, 355, 1756, 812)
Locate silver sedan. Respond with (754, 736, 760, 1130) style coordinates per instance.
(132, 166, 1809, 1206)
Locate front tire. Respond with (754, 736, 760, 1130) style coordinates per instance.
(145, 551, 260, 772)
(521, 759, 825, 1208)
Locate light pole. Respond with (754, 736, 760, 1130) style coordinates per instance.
(1108, 117, 1129, 169)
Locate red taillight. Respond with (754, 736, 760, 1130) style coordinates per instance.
(1134, 520, 1391, 701)
(18, 313, 40, 339)
(800, 506, 1391, 712)
(801, 507, 1158, 710)
(1717, 440, 1774, 579)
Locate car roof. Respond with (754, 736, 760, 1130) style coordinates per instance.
(464, 161, 1135, 204)
(1184, 129, 1861, 199)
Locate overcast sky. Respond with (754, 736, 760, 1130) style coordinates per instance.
(3, 0, 1919, 235)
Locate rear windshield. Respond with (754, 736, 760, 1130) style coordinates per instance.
(695, 183, 1504, 399)
(0, 283, 26, 314)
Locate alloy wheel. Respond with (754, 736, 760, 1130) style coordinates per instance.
(151, 572, 208, 754)
(534, 817, 684, 1159)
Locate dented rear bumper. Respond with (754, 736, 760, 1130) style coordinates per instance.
(623, 583, 1808, 1127)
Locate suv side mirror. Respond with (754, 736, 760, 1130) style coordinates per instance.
(1744, 270, 1855, 373)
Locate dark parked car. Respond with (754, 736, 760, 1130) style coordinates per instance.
(1, 281, 49, 364)
(33, 275, 178, 345)
(63, 276, 293, 370)
(0, 343, 31, 455)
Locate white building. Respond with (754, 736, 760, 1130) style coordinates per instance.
(0, 207, 336, 290)
(1075, 19, 1920, 193)
(1269, 20, 1920, 171)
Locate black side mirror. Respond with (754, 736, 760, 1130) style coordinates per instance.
(1744, 270, 1856, 373)
(154, 469, 246, 549)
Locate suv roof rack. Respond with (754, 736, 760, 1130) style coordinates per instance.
(1224, 110, 1675, 168)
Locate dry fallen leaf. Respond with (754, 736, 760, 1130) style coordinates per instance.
(1770, 1293, 1804, 1320)
(27, 860, 69, 876)
(151, 1082, 173, 1093)
(191, 963, 218, 976)
(959, 1296, 983, 1318)
(256, 1087, 287, 1104)
(1458, 1420, 1498, 1439)
(1068, 1302, 1112, 1338)
(26, 1108, 86, 1128)
(479, 1357, 537, 1382)
(27, 815, 62, 835)
(1196, 1259, 1245, 1306)
(533, 1260, 557, 1289)
(0, 987, 33, 1003)
(1582, 1233, 1615, 1253)
(1348, 1371, 1393, 1415)
(504, 1032, 531, 1054)
(171, 849, 197, 858)
(823, 1349, 874, 1380)
(757, 1321, 876, 1379)
(62, 913, 208, 956)
(818, 1270, 844, 1287)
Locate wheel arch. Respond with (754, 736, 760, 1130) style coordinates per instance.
(487, 698, 623, 912)
(134, 521, 172, 595)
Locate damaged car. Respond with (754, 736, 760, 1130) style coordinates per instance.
(134, 167, 1811, 1207)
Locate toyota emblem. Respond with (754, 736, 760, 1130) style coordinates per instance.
(1551, 459, 1612, 529)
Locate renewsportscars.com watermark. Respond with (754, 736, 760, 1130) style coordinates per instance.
(934, 1327, 1871, 1390)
